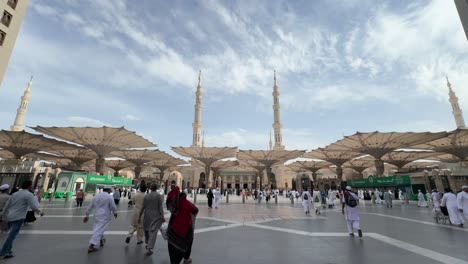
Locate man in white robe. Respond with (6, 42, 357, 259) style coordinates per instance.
(441, 189, 464, 227)
(84, 185, 118, 253)
(342, 186, 362, 237)
(214, 188, 221, 209)
(301, 188, 312, 215)
(457, 185, 468, 222)
(125, 185, 146, 245)
(417, 190, 428, 207)
(375, 189, 382, 204)
(431, 190, 441, 207)
(328, 189, 335, 208)
(312, 189, 322, 214)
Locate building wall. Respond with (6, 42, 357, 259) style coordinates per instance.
(455, 0, 468, 41)
(0, 0, 29, 86)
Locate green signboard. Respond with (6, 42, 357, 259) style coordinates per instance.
(348, 175, 411, 188)
(86, 174, 133, 185)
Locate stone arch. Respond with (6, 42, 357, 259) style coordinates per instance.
(199, 172, 206, 189)
(167, 171, 183, 192)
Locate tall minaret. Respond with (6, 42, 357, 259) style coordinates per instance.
(192, 71, 203, 147)
(446, 77, 466, 129)
(272, 70, 285, 150)
(269, 131, 273, 151)
(11, 77, 33, 131)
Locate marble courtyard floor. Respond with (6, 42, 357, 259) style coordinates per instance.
(3, 197, 467, 264)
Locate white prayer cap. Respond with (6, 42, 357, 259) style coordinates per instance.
(346, 186, 352, 191)
(0, 184, 9, 191)
(462, 185, 468, 189)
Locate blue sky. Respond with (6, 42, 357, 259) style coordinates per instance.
(0, 0, 467, 155)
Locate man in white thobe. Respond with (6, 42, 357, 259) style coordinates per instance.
(214, 188, 221, 209)
(84, 185, 118, 253)
(328, 189, 335, 208)
(441, 189, 464, 227)
(457, 185, 468, 222)
(125, 185, 146, 245)
(431, 190, 441, 207)
(375, 189, 382, 204)
(301, 189, 312, 215)
(417, 190, 428, 207)
(342, 186, 362, 237)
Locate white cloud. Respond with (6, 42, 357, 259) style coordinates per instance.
(121, 114, 141, 121)
(65, 116, 111, 127)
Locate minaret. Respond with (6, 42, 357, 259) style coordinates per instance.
(272, 71, 285, 150)
(11, 77, 33, 131)
(192, 71, 203, 147)
(202, 130, 205, 148)
(269, 131, 273, 151)
(446, 77, 466, 129)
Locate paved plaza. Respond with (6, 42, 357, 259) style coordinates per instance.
(1, 196, 466, 264)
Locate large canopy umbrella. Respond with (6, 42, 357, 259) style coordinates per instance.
(112, 149, 171, 178)
(410, 129, 468, 162)
(380, 150, 438, 170)
(31, 126, 156, 174)
(46, 148, 98, 169)
(148, 157, 188, 184)
(325, 131, 448, 176)
(430, 153, 461, 163)
(303, 149, 361, 183)
(192, 160, 239, 189)
(105, 160, 134, 176)
(171, 146, 238, 188)
(0, 130, 79, 159)
(237, 149, 305, 189)
(287, 160, 331, 183)
(238, 160, 267, 189)
(403, 161, 441, 170)
(343, 156, 375, 177)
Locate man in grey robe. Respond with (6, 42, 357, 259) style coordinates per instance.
(139, 184, 165, 256)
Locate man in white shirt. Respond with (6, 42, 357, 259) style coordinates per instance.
(84, 185, 118, 253)
(0, 180, 44, 259)
(214, 188, 221, 209)
(457, 185, 468, 221)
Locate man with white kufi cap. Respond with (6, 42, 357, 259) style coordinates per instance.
(457, 185, 468, 222)
(0, 184, 10, 212)
(83, 185, 118, 253)
(342, 186, 363, 237)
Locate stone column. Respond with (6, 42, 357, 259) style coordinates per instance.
(374, 159, 385, 177)
(336, 166, 343, 183)
(41, 167, 53, 191)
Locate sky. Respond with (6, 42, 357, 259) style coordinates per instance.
(0, 0, 467, 156)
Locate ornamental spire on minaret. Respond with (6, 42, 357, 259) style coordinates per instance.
(272, 70, 285, 150)
(446, 77, 466, 129)
(192, 71, 203, 147)
(11, 77, 33, 131)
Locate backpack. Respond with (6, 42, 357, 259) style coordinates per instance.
(303, 193, 309, 200)
(347, 192, 358, 208)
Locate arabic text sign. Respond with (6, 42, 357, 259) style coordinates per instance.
(348, 175, 411, 188)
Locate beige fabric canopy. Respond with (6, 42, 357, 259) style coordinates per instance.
(237, 149, 305, 188)
(303, 149, 361, 182)
(172, 146, 238, 187)
(31, 126, 156, 174)
(381, 151, 438, 169)
(46, 148, 98, 167)
(105, 160, 134, 174)
(0, 130, 79, 159)
(343, 156, 375, 175)
(287, 160, 331, 181)
(326, 131, 448, 158)
(147, 157, 188, 183)
(324, 131, 447, 176)
(112, 149, 172, 178)
(431, 153, 461, 163)
(410, 129, 468, 161)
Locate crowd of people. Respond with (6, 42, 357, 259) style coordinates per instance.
(0, 181, 466, 262)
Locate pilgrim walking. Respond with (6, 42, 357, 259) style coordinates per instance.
(84, 185, 118, 253)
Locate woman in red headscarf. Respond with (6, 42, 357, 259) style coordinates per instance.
(166, 186, 198, 264)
